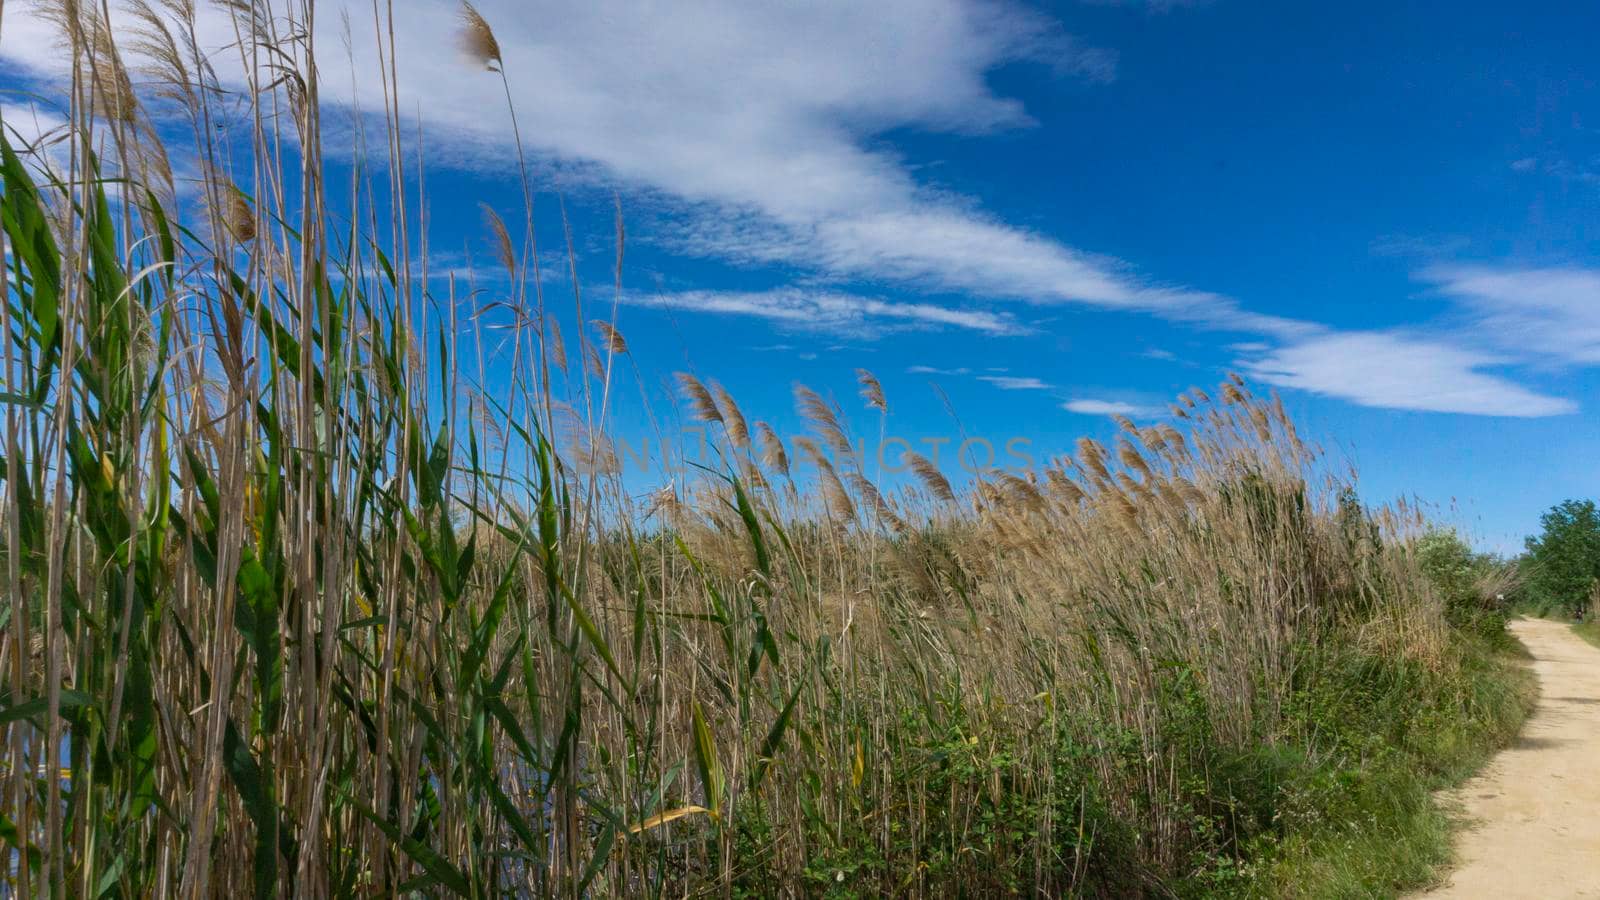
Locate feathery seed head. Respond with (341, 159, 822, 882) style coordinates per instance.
(794, 383, 852, 459)
(756, 422, 790, 476)
(1077, 438, 1110, 483)
(458, 1, 503, 70)
(904, 450, 955, 504)
(592, 320, 628, 354)
(549, 317, 569, 370)
(856, 368, 887, 413)
(1116, 438, 1151, 480)
(480, 203, 516, 277)
(710, 381, 750, 449)
(676, 372, 723, 425)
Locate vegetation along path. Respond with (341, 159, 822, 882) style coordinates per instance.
(1423, 618, 1600, 898)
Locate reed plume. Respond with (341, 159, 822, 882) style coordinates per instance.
(592, 319, 629, 354)
(757, 421, 790, 476)
(677, 371, 724, 425)
(857, 368, 887, 412)
(458, 1, 503, 70)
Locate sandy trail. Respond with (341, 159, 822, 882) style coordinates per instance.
(1421, 617, 1600, 898)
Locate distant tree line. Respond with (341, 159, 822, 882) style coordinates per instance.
(1521, 499, 1600, 618)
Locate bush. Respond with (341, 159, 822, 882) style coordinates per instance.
(1417, 529, 1516, 647)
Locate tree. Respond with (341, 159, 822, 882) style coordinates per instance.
(1524, 499, 1600, 618)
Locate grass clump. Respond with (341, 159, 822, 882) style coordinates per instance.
(1572, 618, 1600, 650)
(1241, 632, 1533, 897)
(0, 2, 1530, 896)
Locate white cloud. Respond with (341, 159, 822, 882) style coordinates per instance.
(1420, 264, 1600, 365)
(1062, 398, 1160, 417)
(1079, 0, 1208, 10)
(0, 0, 1263, 326)
(0, 102, 68, 149)
(1368, 233, 1471, 260)
(623, 288, 1025, 336)
(1, 3, 1578, 420)
(977, 375, 1051, 390)
(907, 365, 972, 375)
(1240, 330, 1575, 417)
(1509, 156, 1600, 187)
(0, 100, 175, 203)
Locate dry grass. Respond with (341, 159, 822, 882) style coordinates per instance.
(0, 2, 1520, 897)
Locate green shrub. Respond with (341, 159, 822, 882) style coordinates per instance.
(1417, 529, 1516, 648)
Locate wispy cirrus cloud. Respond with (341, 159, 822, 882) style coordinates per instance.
(905, 367, 1058, 395)
(0, 101, 67, 148)
(1078, 0, 1210, 11)
(0, 0, 1256, 330)
(1062, 398, 1162, 417)
(1240, 330, 1575, 417)
(0, 2, 1580, 419)
(977, 375, 1051, 390)
(1507, 155, 1600, 188)
(1420, 264, 1600, 366)
(1221, 261, 1592, 418)
(623, 288, 1026, 337)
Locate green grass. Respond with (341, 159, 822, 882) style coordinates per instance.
(1239, 633, 1535, 898)
(1572, 618, 1600, 650)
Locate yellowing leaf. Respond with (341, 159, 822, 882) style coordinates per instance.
(627, 805, 710, 834)
(690, 701, 724, 821)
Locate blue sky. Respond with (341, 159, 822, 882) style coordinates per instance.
(4, 0, 1598, 552)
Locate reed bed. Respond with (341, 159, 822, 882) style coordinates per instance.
(0, 1, 1527, 896)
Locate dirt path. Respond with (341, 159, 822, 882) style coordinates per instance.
(1421, 618, 1600, 898)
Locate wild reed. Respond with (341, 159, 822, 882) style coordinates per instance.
(0, 2, 1524, 897)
